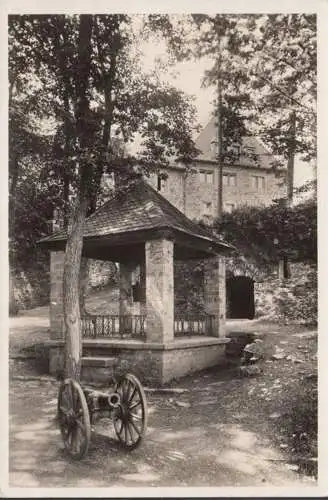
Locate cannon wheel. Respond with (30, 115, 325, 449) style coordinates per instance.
(112, 373, 147, 450)
(57, 378, 91, 460)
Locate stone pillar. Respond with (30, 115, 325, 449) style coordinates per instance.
(139, 258, 147, 316)
(119, 262, 134, 316)
(145, 238, 174, 343)
(204, 255, 226, 337)
(50, 251, 65, 340)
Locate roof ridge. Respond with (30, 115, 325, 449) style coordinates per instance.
(38, 176, 232, 251)
(86, 179, 143, 220)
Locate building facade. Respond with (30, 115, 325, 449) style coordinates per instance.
(145, 117, 288, 321)
(146, 117, 286, 220)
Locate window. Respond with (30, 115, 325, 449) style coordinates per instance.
(157, 175, 167, 192)
(223, 174, 237, 187)
(210, 140, 218, 155)
(199, 170, 214, 184)
(244, 145, 256, 154)
(202, 201, 213, 215)
(224, 203, 235, 213)
(278, 256, 290, 280)
(230, 144, 241, 157)
(252, 175, 265, 191)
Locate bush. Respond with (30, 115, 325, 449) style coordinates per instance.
(214, 198, 317, 266)
(273, 267, 317, 325)
(280, 378, 318, 477)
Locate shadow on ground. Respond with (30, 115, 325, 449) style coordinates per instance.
(9, 308, 317, 488)
(9, 374, 313, 488)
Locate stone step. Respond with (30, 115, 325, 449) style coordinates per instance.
(82, 356, 116, 368)
(81, 356, 117, 384)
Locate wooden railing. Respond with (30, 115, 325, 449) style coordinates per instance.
(81, 315, 146, 339)
(81, 314, 216, 339)
(174, 315, 216, 337)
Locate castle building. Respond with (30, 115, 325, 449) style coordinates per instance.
(145, 117, 287, 321)
(146, 117, 286, 219)
(86, 118, 289, 323)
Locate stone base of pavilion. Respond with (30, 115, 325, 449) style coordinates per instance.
(40, 181, 234, 387)
(47, 336, 230, 386)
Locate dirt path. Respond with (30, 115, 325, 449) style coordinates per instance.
(10, 375, 312, 488)
(9, 308, 317, 488)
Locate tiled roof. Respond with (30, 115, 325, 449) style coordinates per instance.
(39, 180, 232, 251)
(195, 116, 275, 169)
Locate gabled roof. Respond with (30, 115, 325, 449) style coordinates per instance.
(39, 180, 232, 258)
(195, 116, 275, 169)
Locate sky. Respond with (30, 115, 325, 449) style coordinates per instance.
(140, 34, 315, 190)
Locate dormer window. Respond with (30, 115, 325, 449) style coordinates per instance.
(157, 175, 167, 192)
(202, 201, 213, 216)
(210, 140, 218, 155)
(244, 145, 256, 157)
(224, 203, 236, 213)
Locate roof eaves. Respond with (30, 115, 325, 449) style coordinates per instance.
(170, 224, 233, 250)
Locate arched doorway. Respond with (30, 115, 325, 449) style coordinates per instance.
(226, 276, 255, 319)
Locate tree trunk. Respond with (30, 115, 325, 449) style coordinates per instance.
(76, 17, 121, 317)
(63, 195, 88, 380)
(9, 81, 20, 316)
(79, 257, 90, 316)
(216, 48, 223, 219)
(63, 14, 93, 380)
(287, 110, 296, 206)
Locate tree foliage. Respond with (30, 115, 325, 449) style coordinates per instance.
(8, 14, 200, 375)
(214, 198, 317, 268)
(145, 13, 317, 190)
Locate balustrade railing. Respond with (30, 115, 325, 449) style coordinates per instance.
(174, 315, 216, 337)
(81, 314, 146, 339)
(81, 314, 216, 339)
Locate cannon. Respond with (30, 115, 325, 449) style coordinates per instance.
(57, 373, 147, 459)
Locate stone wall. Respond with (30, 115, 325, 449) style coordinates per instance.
(88, 260, 118, 289)
(162, 341, 227, 384)
(254, 261, 317, 325)
(145, 162, 285, 221)
(49, 337, 229, 386)
(174, 255, 317, 326)
(148, 169, 185, 213)
(10, 268, 50, 312)
(174, 260, 205, 316)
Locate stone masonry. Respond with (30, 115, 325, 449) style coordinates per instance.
(50, 251, 64, 340)
(145, 238, 174, 343)
(147, 163, 284, 222)
(204, 256, 226, 336)
(119, 262, 134, 316)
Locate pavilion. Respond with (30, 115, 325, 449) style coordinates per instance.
(39, 180, 233, 385)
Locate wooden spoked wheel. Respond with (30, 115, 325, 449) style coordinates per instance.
(57, 378, 91, 460)
(112, 373, 147, 450)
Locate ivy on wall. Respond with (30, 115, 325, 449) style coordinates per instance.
(213, 198, 317, 267)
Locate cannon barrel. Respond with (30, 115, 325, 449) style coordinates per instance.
(107, 392, 121, 409)
(83, 388, 121, 411)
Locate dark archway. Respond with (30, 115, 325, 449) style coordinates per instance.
(226, 276, 255, 319)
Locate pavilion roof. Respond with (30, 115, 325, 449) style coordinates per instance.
(39, 180, 233, 260)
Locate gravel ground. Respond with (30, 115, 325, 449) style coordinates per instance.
(8, 307, 318, 490)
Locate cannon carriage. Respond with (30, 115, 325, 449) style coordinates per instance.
(57, 373, 147, 460)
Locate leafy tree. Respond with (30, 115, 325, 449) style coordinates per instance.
(145, 14, 316, 205)
(214, 198, 317, 268)
(146, 14, 256, 216)
(244, 14, 316, 203)
(9, 14, 199, 378)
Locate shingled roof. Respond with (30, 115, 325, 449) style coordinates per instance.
(195, 116, 275, 169)
(39, 180, 232, 260)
